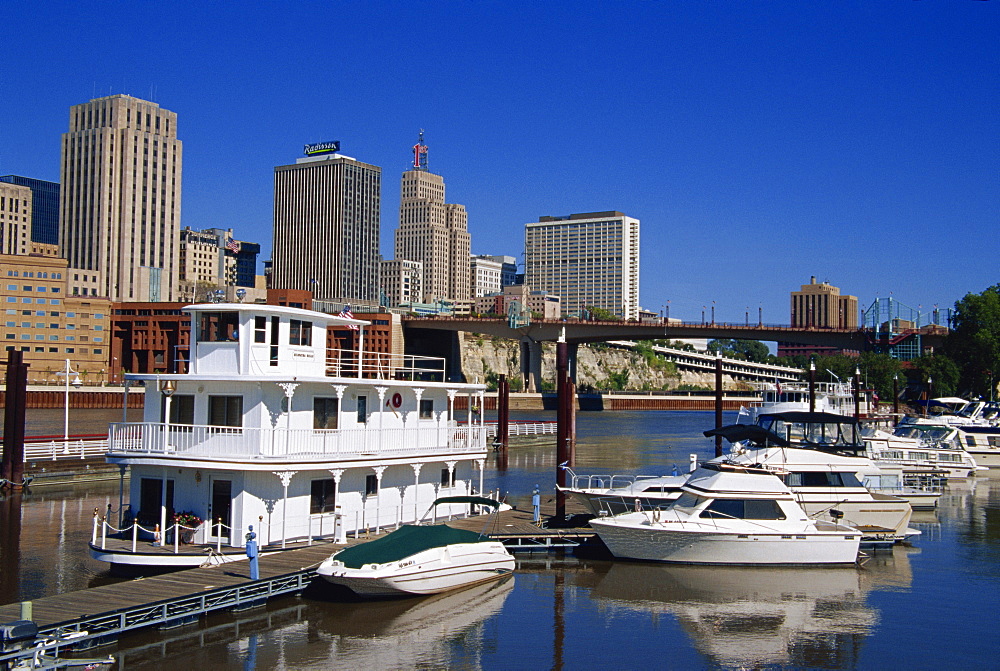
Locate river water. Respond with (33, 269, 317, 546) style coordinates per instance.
(2, 410, 999, 670)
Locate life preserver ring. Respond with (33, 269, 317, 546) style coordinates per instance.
(391, 393, 403, 408)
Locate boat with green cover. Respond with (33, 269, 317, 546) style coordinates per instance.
(316, 497, 515, 596)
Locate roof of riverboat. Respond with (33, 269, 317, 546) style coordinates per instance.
(124, 372, 486, 391)
(182, 302, 370, 328)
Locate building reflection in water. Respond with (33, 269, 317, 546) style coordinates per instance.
(588, 552, 914, 670)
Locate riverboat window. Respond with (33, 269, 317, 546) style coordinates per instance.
(254, 316, 266, 343)
(197, 311, 239, 342)
(700, 499, 785, 520)
(169, 395, 195, 425)
(420, 399, 434, 419)
(365, 474, 378, 496)
(208, 395, 243, 427)
(138, 478, 174, 526)
(289, 319, 312, 346)
(441, 468, 455, 487)
(310, 479, 336, 514)
(314, 397, 339, 430)
(357, 396, 368, 424)
(269, 316, 279, 366)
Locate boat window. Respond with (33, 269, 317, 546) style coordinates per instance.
(786, 471, 860, 487)
(365, 474, 378, 496)
(313, 397, 339, 430)
(197, 311, 239, 343)
(254, 316, 266, 343)
(357, 396, 368, 424)
(966, 436, 977, 448)
(310, 478, 337, 514)
(641, 486, 673, 493)
(208, 395, 243, 427)
(672, 492, 702, 510)
(169, 394, 195, 425)
(289, 319, 312, 346)
(419, 399, 434, 419)
(440, 468, 456, 488)
(701, 498, 785, 520)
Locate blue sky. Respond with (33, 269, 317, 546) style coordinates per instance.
(2, 2, 997, 324)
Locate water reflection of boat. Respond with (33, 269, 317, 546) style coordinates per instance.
(591, 563, 884, 669)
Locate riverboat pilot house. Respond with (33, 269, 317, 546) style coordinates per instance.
(92, 303, 488, 569)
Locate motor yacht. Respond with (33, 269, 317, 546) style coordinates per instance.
(589, 462, 862, 565)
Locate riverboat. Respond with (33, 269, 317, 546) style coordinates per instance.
(737, 380, 864, 424)
(317, 496, 515, 597)
(89, 303, 490, 570)
(589, 462, 862, 565)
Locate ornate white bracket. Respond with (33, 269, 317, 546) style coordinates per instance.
(273, 470, 296, 488)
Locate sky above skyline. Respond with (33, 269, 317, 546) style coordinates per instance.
(2, 2, 996, 325)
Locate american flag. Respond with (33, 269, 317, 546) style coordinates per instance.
(338, 304, 359, 330)
(226, 238, 240, 253)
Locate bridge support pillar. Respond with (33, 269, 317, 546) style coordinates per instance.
(520, 339, 544, 393)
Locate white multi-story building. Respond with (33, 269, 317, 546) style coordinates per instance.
(470, 255, 502, 298)
(380, 259, 423, 308)
(524, 211, 640, 319)
(0, 181, 31, 256)
(60, 95, 182, 302)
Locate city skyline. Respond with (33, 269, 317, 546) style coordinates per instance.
(1, 3, 996, 322)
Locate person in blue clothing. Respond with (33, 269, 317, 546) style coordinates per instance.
(245, 525, 259, 580)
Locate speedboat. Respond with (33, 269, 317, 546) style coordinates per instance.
(317, 496, 515, 597)
(862, 423, 985, 479)
(589, 463, 862, 565)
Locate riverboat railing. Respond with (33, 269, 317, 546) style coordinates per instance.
(482, 421, 557, 438)
(325, 348, 447, 381)
(21, 434, 110, 461)
(107, 421, 487, 458)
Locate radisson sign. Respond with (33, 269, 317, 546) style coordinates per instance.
(304, 140, 340, 156)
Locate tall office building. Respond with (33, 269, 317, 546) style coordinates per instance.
(60, 95, 182, 301)
(272, 144, 381, 303)
(525, 211, 640, 319)
(0, 176, 60, 245)
(0, 181, 32, 255)
(394, 134, 471, 303)
(778, 276, 859, 358)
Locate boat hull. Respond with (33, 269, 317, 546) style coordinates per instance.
(317, 541, 515, 596)
(590, 516, 861, 565)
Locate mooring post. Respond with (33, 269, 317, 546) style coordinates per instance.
(714, 351, 723, 458)
(1, 350, 29, 488)
(854, 367, 862, 418)
(556, 334, 570, 521)
(809, 360, 817, 413)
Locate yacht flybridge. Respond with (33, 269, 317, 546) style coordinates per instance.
(90, 303, 491, 570)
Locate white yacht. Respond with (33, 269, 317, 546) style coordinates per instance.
(89, 303, 491, 570)
(862, 424, 985, 478)
(317, 496, 515, 597)
(738, 380, 864, 424)
(589, 463, 862, 565)
(706, 413, 920, 542)
(558, 466, 690, 516)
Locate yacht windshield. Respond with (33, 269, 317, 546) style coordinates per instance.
(699, 499, 786, 520)
(765, 418, 861, 447)
(672, 492, 703, 511)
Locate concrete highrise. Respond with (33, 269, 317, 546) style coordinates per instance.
(60, 95, 182, 301)
(272, 145, 381, 303)
(394, 134, 471, 304)
(525, 211, 640, 319)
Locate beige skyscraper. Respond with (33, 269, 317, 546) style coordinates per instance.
(394, 134, 471, 304)
(60, 95, 182, 301)
(272, 145, 382, 303)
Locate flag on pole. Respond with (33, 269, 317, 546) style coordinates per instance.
(226, 238, 240, 253)
(338, 304, 359, 330)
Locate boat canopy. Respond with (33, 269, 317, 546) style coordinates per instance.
(703, 424, 790, 447)
(331, 525, 485, 569)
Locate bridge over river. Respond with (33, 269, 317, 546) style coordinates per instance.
(402, 316, 948, 391)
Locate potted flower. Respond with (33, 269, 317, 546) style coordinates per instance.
(173, 511, 203, 543)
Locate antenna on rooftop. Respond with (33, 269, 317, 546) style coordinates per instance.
(412, 129, 428, 171)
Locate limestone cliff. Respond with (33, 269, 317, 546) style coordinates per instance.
(458, 333, 725, 391)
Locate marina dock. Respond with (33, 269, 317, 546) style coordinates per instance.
(0, 506, 594, 664)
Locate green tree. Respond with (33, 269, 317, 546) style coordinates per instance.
(910, 354, 961, 398)
(943, 285, 1000, 397)
(708, 339, 771, 363)
(583, 305, 618, 321)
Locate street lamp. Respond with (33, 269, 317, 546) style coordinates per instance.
(56, 359, 83, 452)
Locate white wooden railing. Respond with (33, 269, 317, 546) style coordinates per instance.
(107, 422, 487, 459)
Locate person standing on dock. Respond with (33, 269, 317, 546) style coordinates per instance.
(532, 485, 541, 525)
(245, 525, 259, 580)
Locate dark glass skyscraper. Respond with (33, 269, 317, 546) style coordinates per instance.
(0, 175, 60, 245)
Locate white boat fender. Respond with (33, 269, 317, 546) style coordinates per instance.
(652, 509, 660, 524)
(634, 498, 642, 512)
